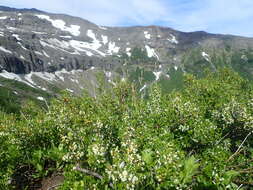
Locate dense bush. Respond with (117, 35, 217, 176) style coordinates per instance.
(0, 68, 253, 189)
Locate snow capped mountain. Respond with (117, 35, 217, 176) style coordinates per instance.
(0, 6, 253, 99)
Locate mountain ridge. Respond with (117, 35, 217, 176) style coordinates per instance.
(0, 5, 251, 38)
(0, 5, 252, 107)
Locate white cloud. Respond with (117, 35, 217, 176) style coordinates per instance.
(0, 0, 171, 26)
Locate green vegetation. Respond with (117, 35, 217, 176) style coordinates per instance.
(0, 77, 55, 114)
(120, 47, 157, 65)
(0, 69, 253, 189)
(158, 67, 184, 93)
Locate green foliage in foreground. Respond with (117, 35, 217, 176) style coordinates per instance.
(1, 69, 253, 189)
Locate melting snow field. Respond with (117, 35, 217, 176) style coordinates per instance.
(144, 31, 151, 39)
(40, 28, 120, 57)
(108, 42, 120, 54)
(101, 35, 108, 45)
(168, 34, 178, 44)
(36, 15, 81, 36)
(202, 51, 210, 62)
(145, 45, 159, 59)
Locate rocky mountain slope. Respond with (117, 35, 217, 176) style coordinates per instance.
(0, 6, 253, 108)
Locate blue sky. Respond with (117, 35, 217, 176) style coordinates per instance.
(1, 0, 253, 37)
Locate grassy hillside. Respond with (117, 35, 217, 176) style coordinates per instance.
(0, 68, 253, 189)
(0, 77, 57, 114)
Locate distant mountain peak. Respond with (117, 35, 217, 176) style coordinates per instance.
(0, 5, 44, 13)
(0, 6, 252, 98)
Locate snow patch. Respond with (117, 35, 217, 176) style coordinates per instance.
(60, 35, 72, 39)
(145, 45, 159, 59)
(24, 73, 36, 86)
(55, 69, 69, 81)
(0, 46, 12, 54)
(0, 70, 34, 87)
(43, 50, 50, 58)
(69, 40, 98, 56)
(34, 51, 43, 56)
(37, 96, 45, 101)
(33, 72, 56, 82)
(12, 34, 22, 41)
(32, 31, 46, 35)
(99, 26, 107, 30)
(126, 47, 131, 56)
(70, 78, 79, 84)
(66, 88, 74, 93)
(153, 71, 162, 81)
(202, 51, 210, 62)
(101, 35, 108, 45)
(18, 42, 28, 50)
(241, 54, 248, 61)
(144, 31, 151, 39)
(36, 15, 81, 36)
(40, 39, 79, 55)
(0, 16, 7, 20)
(105, 71, 112, 78)
(108, 42, 120, 54)
(168, 34, 178, 44)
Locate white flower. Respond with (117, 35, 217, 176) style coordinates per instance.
(119, 161, 125, 169)
(132, 176, 138, 183)
(121, 170, 128, 182)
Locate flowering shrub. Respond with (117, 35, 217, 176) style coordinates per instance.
(0, 68, 253, 189)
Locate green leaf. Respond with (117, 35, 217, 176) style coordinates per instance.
(142, 149, 154, 165)
(180, 156, 199, 184)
